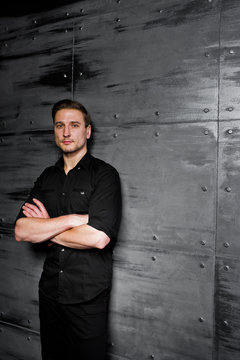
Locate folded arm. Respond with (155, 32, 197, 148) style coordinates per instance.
(51, 225, 110, 250)
(15, 198, 109, 249)
(15, 198, 88, 244)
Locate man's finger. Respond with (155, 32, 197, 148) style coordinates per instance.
(33, 198, 50, 218)
(23, 203, 41, 217)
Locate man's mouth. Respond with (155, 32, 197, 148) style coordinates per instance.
(63, 140, 73, 145)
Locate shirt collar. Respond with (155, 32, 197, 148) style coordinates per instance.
(55, 152, 92, 171)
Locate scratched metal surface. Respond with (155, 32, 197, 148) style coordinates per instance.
(217, 121, 240, 255)
(215, 257, 240, 360)
(91, 123, 217, 254)
(73, 0, 220, 125)
(0, 17, 74, 132)
(109, 250, 214, 360)
(219, 0, 240, 120)
(0, 322, 41, 360)
(216, 120, 240, 360)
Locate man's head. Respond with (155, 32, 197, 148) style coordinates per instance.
(52, 99, 92, 127)
(52, 99, 91, 156)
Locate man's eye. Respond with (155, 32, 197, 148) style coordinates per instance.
(72, 124, 79, 128)
(56, 125, 63, 128)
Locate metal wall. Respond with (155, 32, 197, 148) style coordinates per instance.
(0, 0, 239, 359)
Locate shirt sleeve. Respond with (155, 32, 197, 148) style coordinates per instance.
(15, 171, 46, 222)
(88, 165, 122, 240)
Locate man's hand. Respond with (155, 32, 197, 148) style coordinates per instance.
(22, 198, 50, 219)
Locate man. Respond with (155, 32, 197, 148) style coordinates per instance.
(14, 99, 122, 360)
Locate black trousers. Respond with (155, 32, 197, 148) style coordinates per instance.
(39, 291, 110, 360)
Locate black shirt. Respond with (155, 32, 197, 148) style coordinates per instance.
(16, 152, 122, 304)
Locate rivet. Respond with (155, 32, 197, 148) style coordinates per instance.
(153, 235, 158, 240)
(200, 263, 205, 268)
(152, 256, 156, 261)
(150, 355, 155, 359)
(4, 43, 8, 47)
(66, 12, 70, 16)
(223, 320, 229, 327)
(208, 0, 213, 3)
(27, 336, 31, 341)
(227, 107, 234, 112)
(159, 9, 164, 13)
(79, 26, 83, 31)
(229, 49, 235, 55)
(116, 0, 121, 3)
(227, 129, 233, 134)
(224, 265, 230, 271)
(63, 74, 67, 78)
(204, 129, 209, 135)
(201, 186, 207, 192)
(80, 9, 84, 14)
(32, 36, 36, 40)
(205, 52, 210, 57)
(33, 19, 37, 24)
(200, 240, 206, 246)
(79, 72, 83, 77)
(27, 319, 32, 324)
(225, 186, 231, 192)
(115, 18, 121, 22)
(224, 242, 230, 248)
(203, 108, 210, 113)
(65, 29, 68, 33)
(155, 131, 160, 137)
(113, 133, 118, 138)
(114, 114, 119, 119)
(155, 111, 160, 116)
(199, 317, 204, 322)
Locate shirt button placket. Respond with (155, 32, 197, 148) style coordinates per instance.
(59, 247, 65, 299)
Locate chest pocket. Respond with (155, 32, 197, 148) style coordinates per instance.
(69, 188, 92, 214)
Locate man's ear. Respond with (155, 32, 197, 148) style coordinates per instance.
(86, 125, 91, 139)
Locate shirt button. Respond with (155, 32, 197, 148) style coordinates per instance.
(61, 249, 65, 252)
(60, 270, 63, 273)
(62, 192, 65, 196)
(77, 167, 81, 170)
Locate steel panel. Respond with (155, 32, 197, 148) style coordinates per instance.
(73, 0, 219, 125)
(0, 17, 74, 132)
(91, 122, 217, 254)
(219, 0, 240, 120)
(0, 322, 41, 360)
(0, 133, 57, 333)
(217, 120, 240, 256)
(109, 248, 214, 360)
(215, 257, 240, 360)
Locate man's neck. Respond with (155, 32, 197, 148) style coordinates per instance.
(63, 148, 87, 175)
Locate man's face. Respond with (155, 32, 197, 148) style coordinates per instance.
(54, 109, 91, 155)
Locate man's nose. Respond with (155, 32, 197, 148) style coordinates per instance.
(63, 125, 70, 137)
